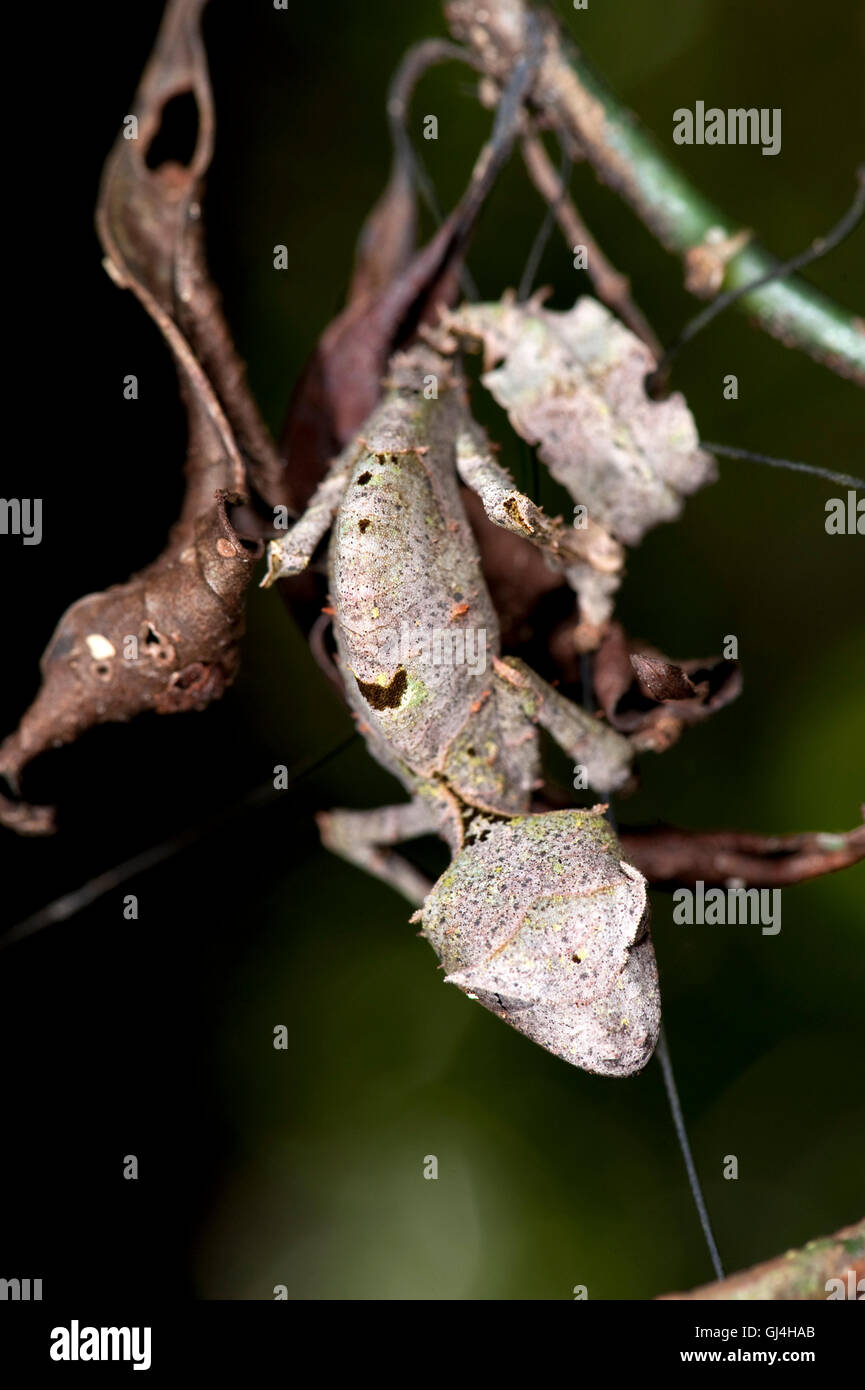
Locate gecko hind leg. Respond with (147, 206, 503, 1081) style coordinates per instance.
(493, 654, 634, 796)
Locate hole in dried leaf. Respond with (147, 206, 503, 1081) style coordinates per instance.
(145, 90, 200, 170)
(643, 368, 669, 402)
(173, 663, 208, 691)
(0, 772, 19, 801)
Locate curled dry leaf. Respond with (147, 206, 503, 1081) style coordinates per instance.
(279, 156, 426, 516)
(593, 622, 741, 754)
(96, 0, 287, 521)
(0, 0, 277, 833)
(438, 294, 716, 632)
(630, 652, 698, 703)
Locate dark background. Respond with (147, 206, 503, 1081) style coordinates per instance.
(1, 0, 862, 1300)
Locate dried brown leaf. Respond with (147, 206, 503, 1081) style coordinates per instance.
(593, 622, 741, 752)
(630, 652, 696, 702)
(0, 0, 275, 833)
(347, 158, 418, 310)
(95, 0, 287, 519)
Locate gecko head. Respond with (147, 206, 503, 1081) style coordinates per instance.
(419, 809, 660, 1077)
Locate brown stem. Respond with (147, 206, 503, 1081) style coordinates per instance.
(619, 818, 865, 889)
(658, 1218, 864, 1300)
(520, 131, 662, 358)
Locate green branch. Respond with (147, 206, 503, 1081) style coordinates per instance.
(445, 0, 865, 386)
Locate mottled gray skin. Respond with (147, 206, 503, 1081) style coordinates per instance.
(266, 348, 660, 1076)
(420, 809, 659, 1078)
(331, 357, 537, 825)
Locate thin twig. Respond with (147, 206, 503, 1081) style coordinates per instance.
(1, 734, 358, 949)
(702, 443, 865, 492)
(621, 817, 865, 889)
(656, 1028, 725, 1282)
(517, 137, 571, 301)
(521, 131, 662, 357)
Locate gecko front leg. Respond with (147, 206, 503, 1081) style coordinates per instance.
(455, 430, 623, 580)
(262, 442, 362, 585)
(316, 798, 441, 906)
(493, 655, 633, 795)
